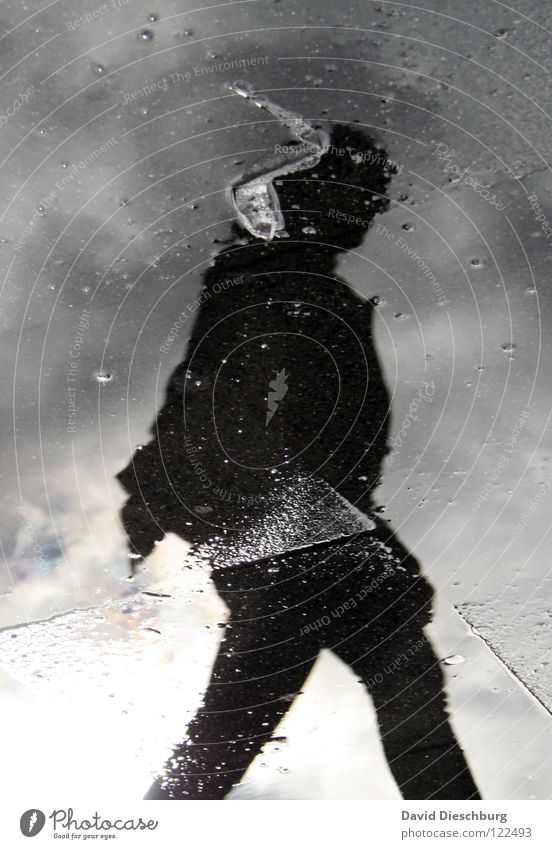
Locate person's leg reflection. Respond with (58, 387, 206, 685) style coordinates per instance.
(331, 532, 480, 800)
(145, 565, 318, 799)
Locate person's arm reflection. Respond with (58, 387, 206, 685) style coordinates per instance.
(117, 124, 480, 800)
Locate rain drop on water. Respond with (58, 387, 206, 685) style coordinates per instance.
(443, 654, 466, 666)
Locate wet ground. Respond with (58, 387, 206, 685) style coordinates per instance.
(1, 0, 552, 800)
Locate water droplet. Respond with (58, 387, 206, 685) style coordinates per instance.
(95, 371, 112, 384)
(120, 197, 129, 207)
(148, 14, 158, 22)
(260, 343, 268, 349)
(501, 343, 516, 353)
(402, 222, 415, 231)
(60, 161, 69, 169)
(139, 29, 154, 40)
(470, 258, 484, 268)
(302, 226, 317, 235)
(194, 505, 213, 515)
(443, 654, 465, 665)
(92, 63, 106, 76)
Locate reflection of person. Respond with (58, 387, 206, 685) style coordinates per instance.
(117, 124, 480, 800)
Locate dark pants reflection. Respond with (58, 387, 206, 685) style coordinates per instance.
(145, 525, 479, 800)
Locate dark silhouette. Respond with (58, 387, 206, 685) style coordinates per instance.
(117, 124, 480, 800)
